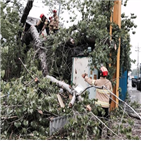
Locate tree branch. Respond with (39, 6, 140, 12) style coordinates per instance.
(89, 111, 124, 139)
(46, 75, 72, 94)
(103, 86, 141, 120)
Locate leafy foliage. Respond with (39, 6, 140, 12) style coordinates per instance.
(1, 0, 25, 80)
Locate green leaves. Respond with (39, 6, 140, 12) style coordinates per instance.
(23, 120, 29, 127)
(14, 121, 21, 128)
(0, 70, 5, 78)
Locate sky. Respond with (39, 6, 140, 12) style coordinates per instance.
(26, 0, 82, 27)
(26, 0, 141, 70)
(122, 0, 141, 70)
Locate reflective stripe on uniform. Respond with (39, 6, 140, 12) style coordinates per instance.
(95, 100, 109, 107)
(45, 21, 48, 25)
(96, 89, 110, 94)
(92, 80, 95, 86)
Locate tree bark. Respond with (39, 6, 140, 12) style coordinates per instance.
(29, 25, 48, 76)
(5, 0, 11, 4)
(20, 0, 34, 26)
(46, 75, 72, 94)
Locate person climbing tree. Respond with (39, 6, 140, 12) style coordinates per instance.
(35, 14, 49, 35)
(45, 17, 53, 35)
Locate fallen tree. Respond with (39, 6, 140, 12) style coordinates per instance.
(1, 0, 140, 140)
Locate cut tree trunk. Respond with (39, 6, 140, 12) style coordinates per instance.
(57, 94, 65, 108)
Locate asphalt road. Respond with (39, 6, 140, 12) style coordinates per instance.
(127, 80, 141, 104)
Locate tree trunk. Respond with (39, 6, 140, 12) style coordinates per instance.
(29, 25, 48, 76)
(46, 75, 83, 107)
(20, 0, 34, 26)
(5, 0, 11, 4)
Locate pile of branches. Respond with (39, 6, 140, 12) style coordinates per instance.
(1, 64, 140, 139)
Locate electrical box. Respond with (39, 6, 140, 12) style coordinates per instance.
(71, 57, 98, 99)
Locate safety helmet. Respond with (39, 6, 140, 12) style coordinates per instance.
(49, 17, 52, 20)
(53, 10, 57, 13)
(40, 14, 44, 19)
(100, 66, 108, 77)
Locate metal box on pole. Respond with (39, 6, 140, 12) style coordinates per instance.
(71, 56, 98, 99)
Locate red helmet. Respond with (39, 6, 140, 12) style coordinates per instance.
(53, 10, 57, 13)
(100, 66, 108, 77)
(40, 14, 44, 19)
(49, 17, 52, 20)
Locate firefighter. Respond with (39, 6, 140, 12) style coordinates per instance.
(36, 14, 49, 35)
(48, 16, 54, 34)
(49, 16, 53, 22)
(52, 10, 59, 33)
(82, 66, 112, 138)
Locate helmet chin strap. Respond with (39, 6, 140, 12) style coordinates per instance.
(100, 73, 104, 77)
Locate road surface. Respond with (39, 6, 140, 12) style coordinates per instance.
(128, 79, 141, 104)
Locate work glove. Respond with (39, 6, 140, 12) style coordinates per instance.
(86, 105, 92, 111)
(53, 27, 57, 29)
(82, 73, 88, 78)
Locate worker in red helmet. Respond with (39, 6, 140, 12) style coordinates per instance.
(49, 17, 52, 20)
(52, 10, 59, 33)
(48, 17, 54, 34)
(82, 66, 112, 138)
(36, 14, 49, 35)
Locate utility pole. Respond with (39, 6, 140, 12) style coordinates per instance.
(135, 46, 141, 77)
(110, 0, 121, 110)
(58, 1, 61, 19)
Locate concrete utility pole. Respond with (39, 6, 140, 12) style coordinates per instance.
(135, 46, 141, 77)
(58, 1, 61, 19)
(110, 0, 121, 110)
(56, 0, 61, 19)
